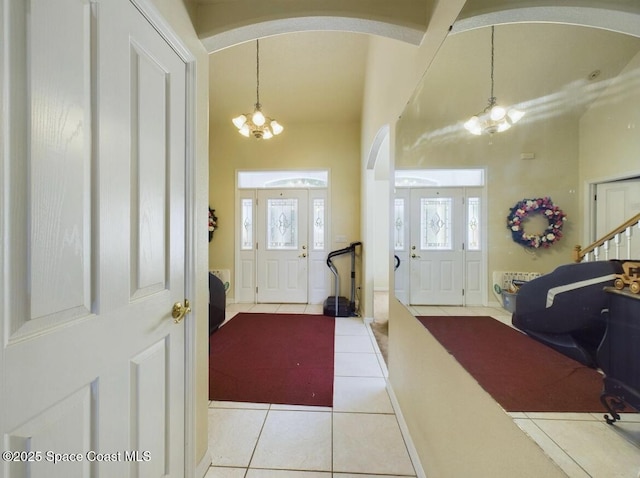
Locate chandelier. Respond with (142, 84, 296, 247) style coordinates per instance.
(464, 26, 524, 135)
(232, 39, 283, 139)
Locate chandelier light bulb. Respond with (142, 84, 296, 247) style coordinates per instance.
(508, 108, 525, 124)
(232, 114, 247, 129)
(252, 109, 265, 126)
(262, 128, 273, 139)
(239, 124, 251, 137)
(464, 116, 482, 135)
(270, 120, 283, 135)
(490, 105, 506, 121)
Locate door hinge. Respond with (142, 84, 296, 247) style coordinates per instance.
(462, 289, 465, 296)
(462, 242, 465, 250)
(594, 194, 597, 201)
(256, 286, 258, 293)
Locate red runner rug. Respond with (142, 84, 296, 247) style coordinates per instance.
(417, 316, 609, 412)
(209, 313, 335, 407)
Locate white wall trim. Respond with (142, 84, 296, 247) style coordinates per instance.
(452, 6, 640, 39)
(201, 17, 423, 53)
(385, 381, 427, 478)
(196, 451, 212, 478)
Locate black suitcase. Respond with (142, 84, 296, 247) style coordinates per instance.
(209, 272, 226, 334)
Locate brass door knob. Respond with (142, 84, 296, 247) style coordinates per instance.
(172, 299, 191, 324)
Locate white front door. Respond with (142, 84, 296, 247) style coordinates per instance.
(2, 1, 187, 476)
(257, 189, 309, 303)
(393, 189, 411, 304)
(409, 188, 464, 305)
(596, 178, 640, 259)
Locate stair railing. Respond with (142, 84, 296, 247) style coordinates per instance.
(573, 212, 640, 262)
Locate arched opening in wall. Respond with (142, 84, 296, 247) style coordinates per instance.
(365, 125, 391, 321)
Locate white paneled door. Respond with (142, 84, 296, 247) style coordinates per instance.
(2, 0, 188, 476)
(257, 190, 309, 303)
(409, 188, 465, 305)
(596, 179, 640, 259)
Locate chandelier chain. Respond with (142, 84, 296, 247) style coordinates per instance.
(489, 25, 495, 107)
(255, 39, 260, 107)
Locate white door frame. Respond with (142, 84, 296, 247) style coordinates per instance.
(234, 172, 330, 305)
(394, 184, 488, 306)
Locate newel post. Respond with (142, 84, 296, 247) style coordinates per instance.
(573, 245, 583, 263)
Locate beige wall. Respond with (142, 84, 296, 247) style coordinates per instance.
(208, 121, 362, 300)
(579, 49, 640, 238)
(396, 112, 582, 299)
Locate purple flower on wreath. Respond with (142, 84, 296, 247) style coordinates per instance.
(506, 197, 567, 249)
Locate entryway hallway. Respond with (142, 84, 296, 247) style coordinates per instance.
(206, 304, 640, 477)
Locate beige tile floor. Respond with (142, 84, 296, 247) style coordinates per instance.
(206, 303, 640, 478)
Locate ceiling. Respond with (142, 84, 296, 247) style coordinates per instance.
(208, 31, 370, 127)
(208, 21, 640, 135)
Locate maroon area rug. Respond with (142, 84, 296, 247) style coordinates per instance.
(417, 316, 610, 412)
(209, 313, 335, 407)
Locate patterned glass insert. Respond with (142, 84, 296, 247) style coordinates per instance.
(467, 197, 481, 251)
(420, 197, 452, 250)
(267, 198, 298, 250)
(394, 198, 405, 250)
(241, 198, 253, 250)
(313, 198, 325, 250)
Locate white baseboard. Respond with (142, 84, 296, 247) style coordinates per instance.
(195, 452, 211, 478)
(386, 382, 427, 478)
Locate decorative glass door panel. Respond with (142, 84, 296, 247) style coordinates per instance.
(420, 197, 452, 250)
(267, 198, 298, 250)
(312, 198, 325, 251)
(241, 198, 253, 250)
(257, 190, 308, 303)
(394, 198, 406, 251)
(394, 190, 410, 304)
(467, 197, 481, 251)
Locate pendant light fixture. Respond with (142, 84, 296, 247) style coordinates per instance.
(464, 26, 524, 135)
(232, 39, 283, 139)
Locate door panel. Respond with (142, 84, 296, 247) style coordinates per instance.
(257, 189, 308, 303)
(410, 188, 464, 305)
(2, 0, 187, 476)
(596, 179, 640, 259)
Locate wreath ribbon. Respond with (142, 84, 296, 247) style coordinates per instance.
(507, 197, 566, 249)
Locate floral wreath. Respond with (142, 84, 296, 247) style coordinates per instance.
(507, 197, 567, 249)
(208, 208, 218, 242)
